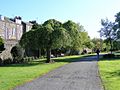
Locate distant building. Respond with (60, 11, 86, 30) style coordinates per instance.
(0, 15, 33, 50)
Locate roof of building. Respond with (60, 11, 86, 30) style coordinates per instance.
(0, 15, 32, 25)
(22, 21, 33, 26)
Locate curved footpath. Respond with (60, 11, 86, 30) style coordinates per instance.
(14, 56, 103, 90)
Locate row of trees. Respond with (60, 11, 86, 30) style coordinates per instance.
(0, 19, 111, 64)
(1, 12, 120, 64)
(100, 12, 120, 53)
(20, 19, 91, 63)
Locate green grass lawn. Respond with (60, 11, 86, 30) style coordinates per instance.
(0, 55, 90, 90)
(99, 59, 120, 90)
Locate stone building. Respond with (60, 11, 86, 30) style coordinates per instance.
(0, 15, 32, 50)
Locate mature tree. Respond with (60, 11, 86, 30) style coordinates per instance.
(20, 20, 40, 50)
(79, 31, 91, 49)
(75, 24, 92, 50)
(92, 38, 101, 49)
(20, 19, 70, 63)
(91, 38, 107, 51)
(19, 29, 39, 57)
(38, 19, 70, 63)
(99, 18, 116, 53)
(20, 30, 38, 49)
(112, 40, 120, 50)
(114, 12, 120, 40)
(20, 19, 88, 62)
(63, 20, 81, 51)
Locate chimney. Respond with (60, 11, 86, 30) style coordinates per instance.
(14, 16, 22, 24)
(0, 15, 4, 20)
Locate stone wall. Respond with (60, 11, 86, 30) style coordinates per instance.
(4, 40, 18, 51)
(0, 40, 18, 65)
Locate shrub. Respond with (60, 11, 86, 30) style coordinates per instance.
(0, 37, 5, 52)
(0, 49, 13, 65)
(3, 58, 12, 65)
(11, 44, 25, 63)
(103, 54, 115, 58)
(0, 58, 2, 65)
(69, 50, 80, 55)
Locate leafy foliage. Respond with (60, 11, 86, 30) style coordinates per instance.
(11, 44, 25, 63)
(114, 12, 120, 40)
(80, 31, 91, 49)
(20, 19, 71, 63)
(63, 20, 81, 50)
(20, 30, 38, 49)
(99, 18, 115, 53)
(29, 20, 41, 29)
(0, 37, 5, 52)
(100, 18, 116, 39)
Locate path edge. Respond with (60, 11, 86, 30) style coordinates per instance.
(97, 61, 106, 90)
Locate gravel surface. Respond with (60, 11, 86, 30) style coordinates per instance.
(14, 56, 103, 90)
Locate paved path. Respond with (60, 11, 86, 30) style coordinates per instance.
(14, 56, 103, 90)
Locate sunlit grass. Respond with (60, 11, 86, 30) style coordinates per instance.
(99, 60, 120, 90)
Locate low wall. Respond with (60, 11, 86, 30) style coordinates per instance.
(0, 40, 18, 65)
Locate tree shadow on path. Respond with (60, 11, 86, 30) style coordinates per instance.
(54, 55, 99, 63)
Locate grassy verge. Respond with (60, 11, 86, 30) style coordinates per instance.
(0, 55, 92, 90)
(99, 59, 120, 90)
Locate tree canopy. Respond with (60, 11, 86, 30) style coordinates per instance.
(20, 30, 38, 50)
(99, 18, 115, 53)
(20, 19, 92, 63)
(63, 20, 81, 50)
(20, 19, 71, 63)
(114, 12, 120, 40)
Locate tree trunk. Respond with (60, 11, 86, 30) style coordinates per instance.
(110, 38, 113, 54)
(46, 48, 54, 63)
(37, 48, 41, 58)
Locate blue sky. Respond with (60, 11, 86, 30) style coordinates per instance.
(0, 0, 120, 38)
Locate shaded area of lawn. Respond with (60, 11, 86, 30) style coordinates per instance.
(100, 57, 120, 61)
(1, 54, 95, 67)
(0, 54, 94, 90)
(99, 58, 120, 90)
(0, 60, 45, 67)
